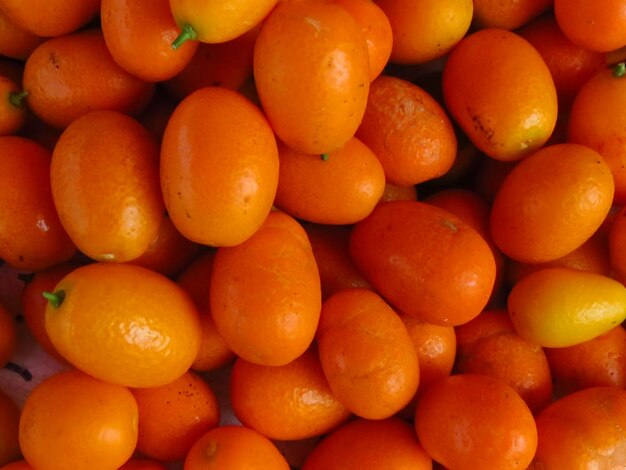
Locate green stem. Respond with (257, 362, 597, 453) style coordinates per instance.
(613, 62, 626, 78)
(172, 24, 197, 50)
(42, 290, 65, 309)
(9, 90, 27, 107)
(320, 153, 330, 161)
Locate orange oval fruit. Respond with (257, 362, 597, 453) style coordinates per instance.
(132, 371, 220, 461)
(568, 68, 626, 206)
(51, 110, 163, 263)
(355, 75, 457, 186)
(490, 143, 614, 263)
(19, 370, 138, 470)
(253, 0, 370, 155)
(210, 211, 321, 366)
(317, 288, 419, 419)
(416, 374, 538, 470)
(23, 29, 154, 129)
(101, 0, 198, 82)
(169, 0, 277, 44)
(161, 86, 278, 247)
(230, 348, 351, 441)
(274, 137, 385, 225)
(554, 0, 626, 53)
(45, 263, 202, 388)
(443, 28, 557, 161)
(350, 200, 496, 326)
(376, 0, 473, 64)
(533, 386, 626, 469)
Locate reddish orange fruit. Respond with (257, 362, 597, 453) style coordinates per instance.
(350, 201, 496, 326)
(317, 288, 419, 419)
(302, 418, 432, 470)
(356, 75, 457, 186)
(416, 374, 538, 469)
(210, 211, 321, 366)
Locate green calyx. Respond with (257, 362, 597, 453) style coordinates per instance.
(613, 62, 626, 78)
(172, 24, 197, 50)
(9, 90, 27, 107)
(42, 290, 65, 309)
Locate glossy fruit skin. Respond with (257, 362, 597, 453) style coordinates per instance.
(101, 0, 198, 82)
(0, 0, 99, 37)
(376, 0, 473, 64)
(554, 0, 626, 52)
(472, 0, 551, 30)
(333, 0, 392, 80)
(132, 371, 220, 461)
(508, 267, 626, 348)
(183, 425, 290, 470)
(45, 263, 202, 388)
(546, 326, 626, 396)
(490, 143, 614, 264)
(0, 136, 76, 271)
(23, 29, 155, 129)
(51, 110, 163, 263)
(302, 417, 432, 470)
(0, 388, 20, 467)
(415, 374, 538, 470)
(533, 387, 626, 469)
(443, 28, 557, 162)
(317, 288, 419, 419)
(18, 370, 138, 470)
(350, 200, 496, 326)
(274, 137, 385, 225)
(356, 75, 457, 186)
(169, 0, 277, 44)
(161, 87, 278, 247)
(210, 211, 321, 366)
(569, 69, 626, 206)
(230, 348, 351, 441)
(254, 0, 370, 155)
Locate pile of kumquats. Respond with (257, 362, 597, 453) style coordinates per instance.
(2, 0, 626, 468)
